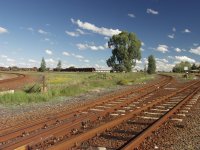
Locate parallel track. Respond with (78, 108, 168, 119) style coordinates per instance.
(0, 75, 172, 150)
(69, 79, 199, 150)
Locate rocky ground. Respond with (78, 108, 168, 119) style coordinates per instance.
(139, 92, 200, 150)
(0, 84, 140, 130)
(0, 74, 199, 150)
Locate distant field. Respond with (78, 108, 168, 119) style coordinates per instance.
(0, 72, 155, 105)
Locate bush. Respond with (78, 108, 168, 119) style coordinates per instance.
(24, 84, 41, 93)
(117, 79, 129, 85)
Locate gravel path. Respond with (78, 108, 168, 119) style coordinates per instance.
(139, 92, 200, 150)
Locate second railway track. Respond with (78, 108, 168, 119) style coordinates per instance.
(0, 75, 172, 150)
(48, 77, 200, 150)
(1, 74, 199, 150)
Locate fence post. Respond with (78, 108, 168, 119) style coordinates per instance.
(42, 75, 47, 92)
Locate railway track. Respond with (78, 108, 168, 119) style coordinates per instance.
(0, 75, 172, 150)
(60, 78, 199, 150)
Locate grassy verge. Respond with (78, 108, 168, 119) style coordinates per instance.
(163, 72, 197, 80)
(0, 72, 155, 105)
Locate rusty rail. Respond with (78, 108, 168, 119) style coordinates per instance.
(120, 82, 200, 149)
(48, 79, 200, 150)
(0, 75, 172, 150)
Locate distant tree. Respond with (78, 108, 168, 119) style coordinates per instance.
(107, 31, 141, 72)
(69, 66, 75, 69)
(57, 60, 62, 71)
(172, 61, 191, 73)
(191, 63, 198, 70)
(39, 57, 46, 72)
(147, 55, 156, 74)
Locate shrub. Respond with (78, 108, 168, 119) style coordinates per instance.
(24, 84, 41, 93)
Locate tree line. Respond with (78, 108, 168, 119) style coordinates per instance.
(172, 61, 200, 73)
(39, 57, 61, 72)
(39, 31, 157, 74)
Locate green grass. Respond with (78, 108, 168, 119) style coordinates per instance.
(0, 72, 155, 105)
(162, 72, 196, 81)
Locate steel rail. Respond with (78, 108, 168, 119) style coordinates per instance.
(120, 82, 200, 150)
(47, 79, 200, 150)
(0, 74, 171, 149)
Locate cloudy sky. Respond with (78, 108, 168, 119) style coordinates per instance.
(0, 0, 199, 71)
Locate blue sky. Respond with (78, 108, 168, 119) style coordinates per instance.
(0, 0, 199, 71)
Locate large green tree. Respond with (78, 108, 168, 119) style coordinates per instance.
(147, 55, 156, 74)
(39, 57, 46, 72)
(107, 31, 141, 72)
(172, 61, 191, 73)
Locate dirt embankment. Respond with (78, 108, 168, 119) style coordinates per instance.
(0, 72, 40, 91)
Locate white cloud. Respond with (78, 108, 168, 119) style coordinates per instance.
(140, 48, 144, 51)
(183, 29, 191, 33)
(189, 46, 200, 56)
(76, 29, 85, 34)
(77, 43, 106, 51)
(75, 55, 84, 59)
(168, 34, 175, 39)
(0, 27, 8, 34)
(104, 37, 109, 40)
(6, 58, 15, 62)
(175, 48, 182, 53)
(156, 61, 174, 72)
(44, 38, 50, 41)
(65, 28, 85, 37)
(141, 42, 145, 46)
(72, 53, 84, 59)
(136, 60, 142, 64)
(45, 49, 52, 55)
(175, 56, 195, 63)
(62, 51, 70, 56)
(155, 57, 174, 71)
(38, 29, 48, 35)
(45, 58, 57, 68)
(76, 43, 87, 50)
(1, 55, 7, 58)
(193, 43, 199, 46)
(128, 13, 135, 18)
(71, 18, 121, 37)
(156, 44, 169, 53)
(27, 27, 34, 32)
(28, 59, 37, 63)
(156, 58, 169, 63)
(45, 58, 56, 63)
(143, 58, 148, 64)
(99, 59, 105, 63)
(168, 56, 174, 59)
(146, 8, 159, 15)
(65, 30, 79, 37)
(83, 59, 90, 63)
(172, 27, 176, 32)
